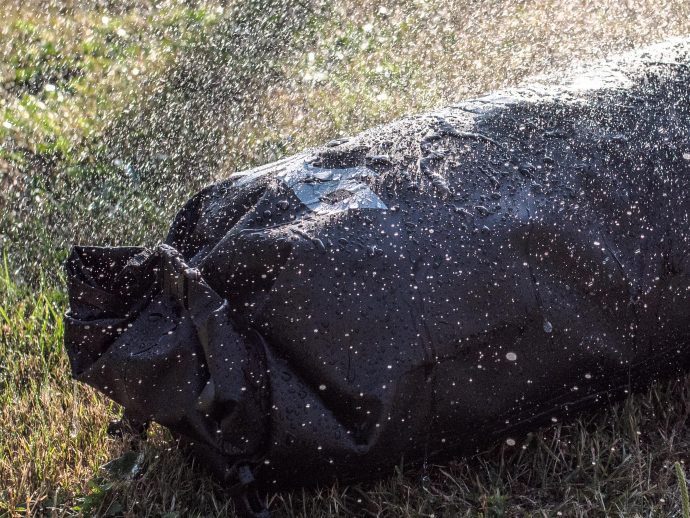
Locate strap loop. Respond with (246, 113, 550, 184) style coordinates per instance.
(230, 464, 270, 518)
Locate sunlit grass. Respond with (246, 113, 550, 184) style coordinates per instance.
(0, 2, 224, 160)
(238, 0, 690, 168)
(3, 0, 690, 515)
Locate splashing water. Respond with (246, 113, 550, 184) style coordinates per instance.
(3, 1, 690, 516)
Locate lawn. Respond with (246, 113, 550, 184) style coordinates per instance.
(2, 0, 690, 515)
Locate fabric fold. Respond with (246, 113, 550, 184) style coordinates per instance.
(65, 244, 269, 471)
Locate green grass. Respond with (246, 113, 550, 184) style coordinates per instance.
(675, 462, 690, 518)
(3, 0, 690, 515)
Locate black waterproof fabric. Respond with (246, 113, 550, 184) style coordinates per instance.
(66, 38, 690, 491)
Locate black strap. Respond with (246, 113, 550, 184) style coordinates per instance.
(230, 464, 271, 518)
(106, 413, 150, 451)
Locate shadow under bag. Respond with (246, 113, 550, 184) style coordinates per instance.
(65, 38, 690, 500)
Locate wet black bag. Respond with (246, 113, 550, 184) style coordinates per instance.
(66, 38, 690, 498)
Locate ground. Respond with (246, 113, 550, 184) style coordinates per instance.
(2, 0, 690, 516)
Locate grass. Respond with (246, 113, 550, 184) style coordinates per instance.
(2, 0, 690, 515)
(675, 462, 690, 518)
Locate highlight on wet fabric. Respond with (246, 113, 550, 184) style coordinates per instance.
(277, 163, 387, 214)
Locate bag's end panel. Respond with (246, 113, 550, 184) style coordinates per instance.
(64, 245, 269, 471)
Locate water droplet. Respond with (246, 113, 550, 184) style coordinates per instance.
(543, 320, 553, 333)
(475, 205, 490, 216)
